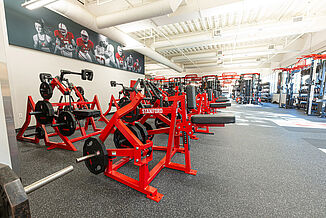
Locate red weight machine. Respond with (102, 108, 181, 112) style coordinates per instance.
(17, 70, 109, 151)
(76, 79, 235, 202)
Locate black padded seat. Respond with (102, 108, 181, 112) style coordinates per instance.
(191, 113, 235, 124)
(215, 98, 230, 103)
(73, 109, 101, 119)
(210, 102, 231, 108)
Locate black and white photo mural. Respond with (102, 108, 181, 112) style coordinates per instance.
(4, 0, 145, 75)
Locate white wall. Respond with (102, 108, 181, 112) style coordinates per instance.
(0, 0, 12, 167)
(0, 4, 144, 129)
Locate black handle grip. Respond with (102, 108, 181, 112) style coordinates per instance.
(30, 111, 42, 115)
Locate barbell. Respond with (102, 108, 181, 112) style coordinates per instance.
(0, 164, 73, 217)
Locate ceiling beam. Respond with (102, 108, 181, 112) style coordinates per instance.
(152, 15, 326, 51)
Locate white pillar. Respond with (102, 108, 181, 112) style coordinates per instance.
(0, 0, 20, 173)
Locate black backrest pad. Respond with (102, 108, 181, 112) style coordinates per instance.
(186, 85, 196, 109)
(207, 89, 213, 101)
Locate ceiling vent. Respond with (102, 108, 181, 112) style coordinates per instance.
(213, 29, 222, 37)
(293, 16, 304, 23)
(268, 44, 275, 50)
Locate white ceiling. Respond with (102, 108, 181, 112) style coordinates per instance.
(81, 0, 326, 75)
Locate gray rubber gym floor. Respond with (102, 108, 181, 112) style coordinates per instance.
(18, 103, 326, 217)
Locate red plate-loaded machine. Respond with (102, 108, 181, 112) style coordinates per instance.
(76, 79, 235, 202)
(17, 70, 109, 151)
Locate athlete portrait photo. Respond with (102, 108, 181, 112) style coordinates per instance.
(76, 30, 94, 62)
(95, 36, 116, 67)
(105, 43, 117, 68)
(115, 45, 126, 70)
(54, 23, 76, 58)
(133, 59, 142, 73)
(126, 54, 134, 71)
(27, 15, 143, 73)
(33, 19, 53, 53)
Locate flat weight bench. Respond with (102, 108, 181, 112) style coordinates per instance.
(191, 113, 235, 124)
(210, 102, 231, 108)
(73, 109, 101, 120)
(215, 98, 230, 103)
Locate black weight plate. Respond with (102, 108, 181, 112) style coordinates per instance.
(129, 125, 145, 144)
(113, 124, 144, 148)
(113, 129, 129, 148)
(143, 122, 154, 140)
(75, 86, 85, 97)
(35, 126, 45, 139)
(39, 82, 53, 100)
(83, 137, 108, 175)
(134, 122, 148, 143)
(57, 111, 76, 136)
(35, 101, 54, 125)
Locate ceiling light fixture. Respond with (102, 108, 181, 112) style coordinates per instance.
(21, 0, 59, 10)
(97, 0, 114, 6)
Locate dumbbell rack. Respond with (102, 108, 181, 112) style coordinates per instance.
(16, 95, 107, 151)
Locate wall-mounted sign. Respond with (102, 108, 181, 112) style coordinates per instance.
(4, 0, 145, 75)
